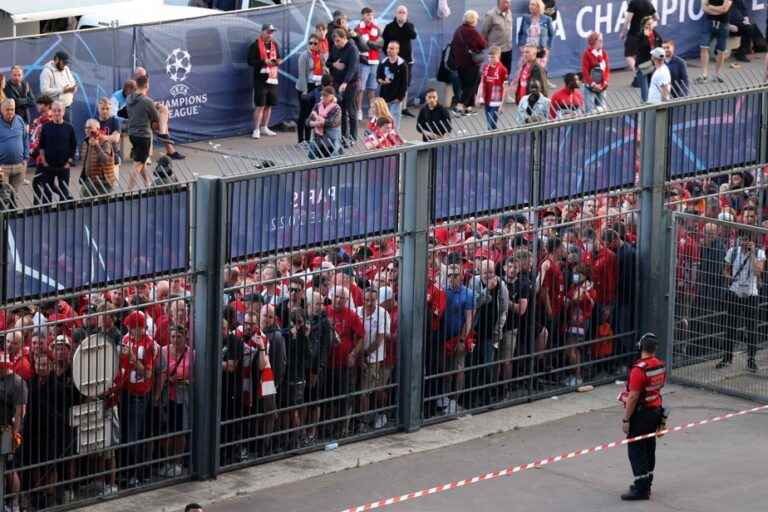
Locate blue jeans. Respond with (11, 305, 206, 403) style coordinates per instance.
(308, 127, 341, 159)
(450, 71, 462, 107)
(582, 85, 605, 113)
(485, 106, 499, 129)
(388, 100, 402, 130)
(637, 68, 649, 103)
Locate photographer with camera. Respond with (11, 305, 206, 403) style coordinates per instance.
(718, 216, 765, 372)
(80, 118, 117, 197)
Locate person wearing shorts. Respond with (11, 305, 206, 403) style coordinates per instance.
(697, 0, 732, 83)
(248, 24, 282, 139)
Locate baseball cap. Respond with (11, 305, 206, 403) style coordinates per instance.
(650, 47, 665, 60)
(262, 23, 277, 32)
(54, 50, 70, 63)
(123, 310, 146, 329)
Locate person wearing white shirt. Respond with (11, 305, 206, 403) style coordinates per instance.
(356, 288, 392, 431)
(647, 47, 670, 104)
(717, 234, 765, 372)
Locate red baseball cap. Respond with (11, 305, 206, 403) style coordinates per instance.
(124, 311, 146, 329)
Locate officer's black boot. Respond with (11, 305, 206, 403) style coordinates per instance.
(621, 478, 650, 501)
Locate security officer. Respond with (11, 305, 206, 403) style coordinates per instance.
(619, 332, 666, 501)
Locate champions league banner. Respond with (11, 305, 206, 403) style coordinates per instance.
(4, 191, 190, 301)
(227, 156, 399, 260)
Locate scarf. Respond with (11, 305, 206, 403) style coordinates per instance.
(310, 49, 323, 84)
(259, 37, 279, 85)
(516, 63, 532, 103)
(313, 99, 337, 136)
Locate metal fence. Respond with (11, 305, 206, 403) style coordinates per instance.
(1, 83, 768, 510)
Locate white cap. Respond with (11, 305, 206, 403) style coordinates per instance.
(650, 47, 665, 60)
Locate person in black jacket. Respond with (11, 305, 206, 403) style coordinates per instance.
(4, 66, 36, 123)
(416, 89, 452, 142)
(247, 24, 283, 139)
(305, 290, 332, 444)
(35, 101, 76, 204)
(377, 41, 409, 130)
(329, 29, 360, 141)
(382, 5, 417, 117)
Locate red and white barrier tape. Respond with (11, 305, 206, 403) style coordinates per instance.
(338, 404, 768, 512)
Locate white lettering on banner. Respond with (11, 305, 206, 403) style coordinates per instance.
(753, 0, 766, 12)
(270, 205, 353, 232)
(661, 0, 678, 25)
(576, 6, 593, 38)
(553, 16, 566, 41)
(595, 3, 613, 35)
(292, 187, 338, 208)
(575, 0, 709, 39)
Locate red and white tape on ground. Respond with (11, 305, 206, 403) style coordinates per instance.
(338, 404, 768, 512)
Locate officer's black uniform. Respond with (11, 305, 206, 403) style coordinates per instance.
(620, 333, 666, 501)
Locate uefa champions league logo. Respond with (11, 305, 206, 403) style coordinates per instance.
(166, 48, 192, 83)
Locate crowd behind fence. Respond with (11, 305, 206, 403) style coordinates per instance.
(0, 86, 767, 510)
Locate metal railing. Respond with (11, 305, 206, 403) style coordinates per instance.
(1, 83, 767, 510)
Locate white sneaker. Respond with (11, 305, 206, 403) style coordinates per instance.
(251, 128, 261, 139)
(171, 464, 184, 477)
(447, 399, 458, 415)
(157, 463, 172, 477)
(261, 127, 277, 137)
(436, 397, 449, 409)
(374, 413, 388, 429)
(356, 110, 363, 121)
(100, 484, 119, 497)
(565, 376, 577, 387)
(63, 489, 75, 503)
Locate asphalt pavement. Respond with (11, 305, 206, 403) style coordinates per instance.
(206, 387, 768, 512)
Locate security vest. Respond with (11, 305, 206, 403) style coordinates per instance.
(626, 356, 666, 409)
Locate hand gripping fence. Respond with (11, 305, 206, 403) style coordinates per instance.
(338, 404, 768, 512)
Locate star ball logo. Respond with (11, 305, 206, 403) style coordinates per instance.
(161, 48, 208, 119)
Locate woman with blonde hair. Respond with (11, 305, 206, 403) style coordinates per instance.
(517, 0, 555, 68)
(367, 97, 392, 132)
(450, 10, 487, 115)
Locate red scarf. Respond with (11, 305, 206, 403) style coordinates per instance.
(259, 37, 279, 84)
(310, 49, 323, 84)
(516, 63, 532, 103)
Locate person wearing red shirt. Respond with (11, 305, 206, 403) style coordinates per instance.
(325, 285, 364, 435)
(581, 31, 609, 112)
(564, 267, 595, 387)
(592, 234, 619, 311)
(364, 116, 404, 149)
(620, 333, 666, 501)
(113, 311, 156, 486)
(514, 43, 548, 104)
(5, 331, 33, 381)
(538, 237, 566, 351)
(357, 7, 383, 120)
(28, 95, 53, 167)
(476, 46, 508, 129)
(549, 73, 584, 119)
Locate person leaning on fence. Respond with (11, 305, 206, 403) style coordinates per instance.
(450, 10, 487, 116)
(307, 86, 342, 159)
(159, 325, 193, 478)
(0, 98, 28, 208)
(476, 46, 509, 130)
(4, 66, 36, 123)
(36, 101, 76, 204)
(364, 116, 404, 150)
(581, 32, 609, 113)
(355, 287, 392, 432)
(515, 79, 550, 124)
(80, 119, 118, 197)
(0, 351, 27, 512)
(416, 88, 451, 142)
(549, 73, 584, 119)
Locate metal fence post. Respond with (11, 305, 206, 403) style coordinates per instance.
(398, 146, 432, 432)
(638, 108, 672, 360)
(192, 176, 225, 479)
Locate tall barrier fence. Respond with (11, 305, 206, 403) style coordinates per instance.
(0, 88, 767, 510)
(2, 0, 766, 143)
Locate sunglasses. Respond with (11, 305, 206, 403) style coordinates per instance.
(309, 41, 318, 46)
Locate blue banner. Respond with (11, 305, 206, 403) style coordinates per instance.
(667, 92, 762, 177)
(227, 155, 399, 259)
(540, 114, 639, 201)
(433, 133, 533, 221)
(4, 191, 190, 300)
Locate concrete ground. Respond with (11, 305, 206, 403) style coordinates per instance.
(8, 53, 767, 207)
(81, 383, 768, 512)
